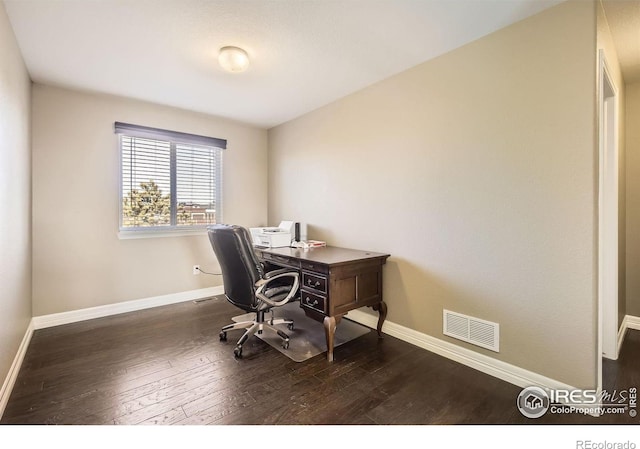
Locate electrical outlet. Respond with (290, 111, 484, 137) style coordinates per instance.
(193, 265, 200, 275)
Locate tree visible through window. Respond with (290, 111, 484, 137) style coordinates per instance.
(116, 122, 226, 232)
(122, 179, 171, 227)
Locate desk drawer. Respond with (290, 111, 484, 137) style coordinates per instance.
(259, 252, 300, 269)
(300, 260, 328, 274)
(302, 272, 327, 294)
(300, 290, 326, 314)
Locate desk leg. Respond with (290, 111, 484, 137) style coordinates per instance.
(372, 300, 387, 338)
(323, 315, 342, 362)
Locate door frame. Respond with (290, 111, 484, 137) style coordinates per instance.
(597, 50, 619, 393)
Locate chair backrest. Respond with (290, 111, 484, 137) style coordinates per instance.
(207, 224, 265, 311)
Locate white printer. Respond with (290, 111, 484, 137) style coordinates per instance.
(250, 221, 294, 248)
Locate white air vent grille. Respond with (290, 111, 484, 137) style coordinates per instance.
(443, 310, 499, 352)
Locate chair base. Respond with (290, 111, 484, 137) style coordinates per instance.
(220, 310, 293, 358)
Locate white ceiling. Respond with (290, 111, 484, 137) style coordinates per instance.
(4, 0, 564, 129)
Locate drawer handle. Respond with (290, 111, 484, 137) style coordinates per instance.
(306, 279, 321, 287)
(304, 296, 319, 307)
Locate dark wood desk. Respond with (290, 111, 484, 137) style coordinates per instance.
(254, 245, 390, 361)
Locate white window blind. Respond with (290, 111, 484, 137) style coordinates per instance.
(116, 122, 225, 233)
(175, 143, 221, 227)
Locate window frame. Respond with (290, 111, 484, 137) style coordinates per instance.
(115, 122, 225, 239)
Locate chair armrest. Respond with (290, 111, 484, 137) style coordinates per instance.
(263, 268, 294, 280)
(255, 272, 299, 308)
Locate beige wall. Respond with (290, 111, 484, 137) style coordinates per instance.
(625, 81, 640, 317)
(268, 1, 598, 388)
(32, 85, 268, 316)
(597, 0, 627, 328)
(0, 2, 32, 387)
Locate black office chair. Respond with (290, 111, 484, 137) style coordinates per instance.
(207, 224, 299, 358)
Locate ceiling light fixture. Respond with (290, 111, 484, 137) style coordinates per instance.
(218, 46, 250, 73)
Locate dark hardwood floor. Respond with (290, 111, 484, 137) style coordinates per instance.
(1, 296, 638, 425)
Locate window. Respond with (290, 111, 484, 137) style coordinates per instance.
(115, 122, 226, 235)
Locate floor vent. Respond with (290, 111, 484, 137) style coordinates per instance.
(443, 309, 499, 352)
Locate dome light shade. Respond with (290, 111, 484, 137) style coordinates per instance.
(218, 46, 250, 73)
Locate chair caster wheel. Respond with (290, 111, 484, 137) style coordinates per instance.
(282, 341, 289, 350)
(287, 322, 294, 331)
(234, 346, 243, 358)
(219, 331, 227, 341)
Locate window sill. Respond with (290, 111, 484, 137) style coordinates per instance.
(118, 229, 208, 240)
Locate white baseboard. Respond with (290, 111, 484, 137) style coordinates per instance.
(616, 314, 640, 358)
(617, 318, 627, 359)
(347, 309, 578, 393)
(625, 314, 640, 331)
(32, 286, 224, 330)
(0, 320, 34, 419)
